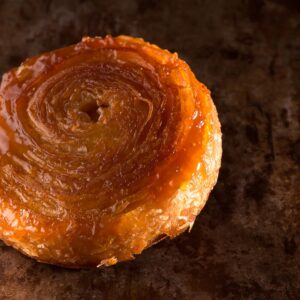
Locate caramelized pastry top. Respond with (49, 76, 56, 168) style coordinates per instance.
(0, 36, 221, 267)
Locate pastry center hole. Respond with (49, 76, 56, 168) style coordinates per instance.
(80, 102, 109, 123)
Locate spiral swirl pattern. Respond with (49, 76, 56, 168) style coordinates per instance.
(0, 36, 221, 267)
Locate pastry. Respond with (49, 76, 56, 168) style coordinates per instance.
(0, 36, 222, 267)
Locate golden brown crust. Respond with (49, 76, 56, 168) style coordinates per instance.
(0, 35, 221, 268)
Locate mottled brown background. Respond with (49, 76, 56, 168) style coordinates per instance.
(0, 0, 299, 299)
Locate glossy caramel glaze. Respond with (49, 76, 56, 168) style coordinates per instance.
(0, 36, 222, 268)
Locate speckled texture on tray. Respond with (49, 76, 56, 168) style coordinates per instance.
(0, 0, 299, 299)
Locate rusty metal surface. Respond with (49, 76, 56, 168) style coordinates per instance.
(0, 0, 299, 299)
